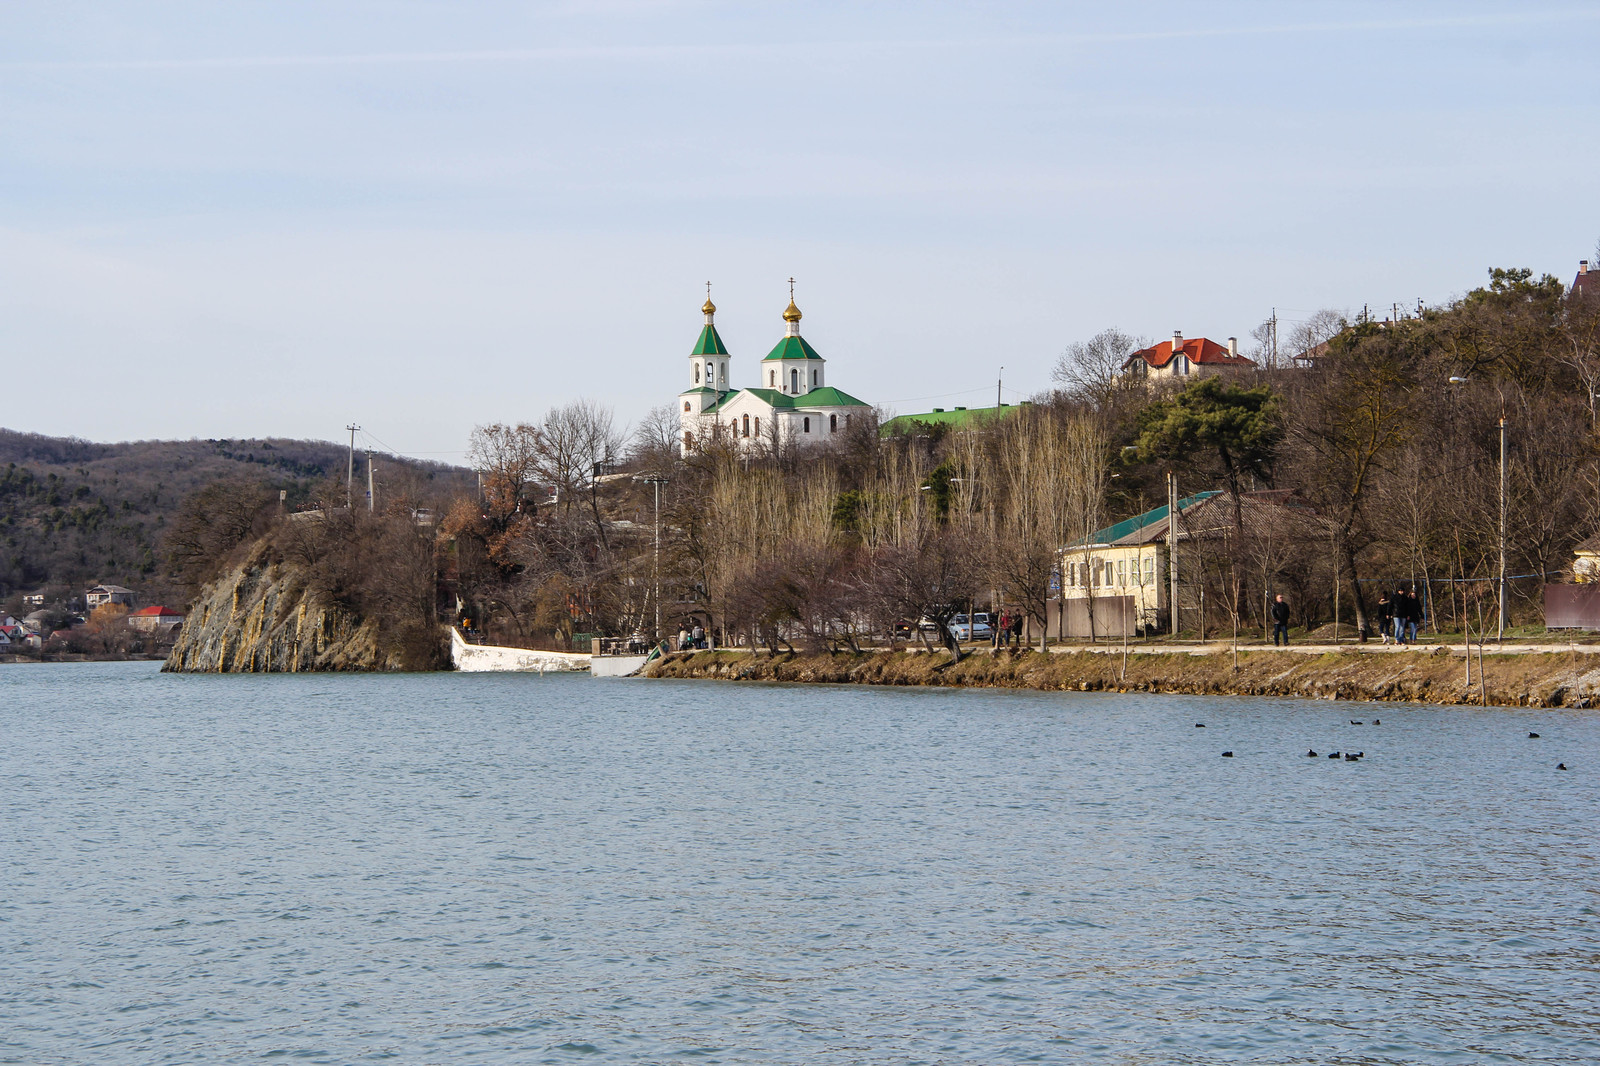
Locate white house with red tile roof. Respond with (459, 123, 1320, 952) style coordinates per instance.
(1122, 331, 1256, 384)
(127, 605, 185, 633)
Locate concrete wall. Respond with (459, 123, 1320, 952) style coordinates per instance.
(449, 628, 591, 673)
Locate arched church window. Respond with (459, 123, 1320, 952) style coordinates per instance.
(811, 369, 817, 387)
(790, 368, 798, 392)
(683, 402, 691, 412)
(719, 363, 726, 382)
(803, 417, 811, 433)
(694, 364, 700, 384)
(742, 414, 750, 437)
(830, 414, 837, 432)
(683, 431, 692, 447)
(754, 417, 760, 436)
(769, 370, 775, 387)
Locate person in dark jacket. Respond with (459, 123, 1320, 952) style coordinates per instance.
(1377, 593, 1394, 645)
(1271, 594, 1291, 646)
(1010, 611, 1024, 647)
(1404, 589, 1422, 644)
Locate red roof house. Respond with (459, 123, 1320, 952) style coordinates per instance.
(1574, 260, 1599, 302)
(1123, 331, 1256, 383)
(127, 605, 185, 633)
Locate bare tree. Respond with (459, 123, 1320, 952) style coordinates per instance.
(466, 422, 542, 516)
(1053, 328, 1143, 404)
(992, 406, 1105, 650)
(630, 403, 681, 469)
(536, 399, 622, 547)
(1286, 309, 1347, 361)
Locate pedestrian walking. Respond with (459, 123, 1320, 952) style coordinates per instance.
(1404, 589, 1421, 644)
(1391, 591, 1407, 644)
(1010, 610, 1024, 648)
(677, 626, 689, 652)
(1377, 593, 1394, 645)
(691, 623, 705, 649)
(1271, 594, 1291, 646)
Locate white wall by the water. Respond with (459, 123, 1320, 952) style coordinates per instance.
(449, 628, 591, 673)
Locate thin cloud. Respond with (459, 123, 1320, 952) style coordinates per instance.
(2, 9, 1593, 72)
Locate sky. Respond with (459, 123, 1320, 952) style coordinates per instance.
(3, 2, 1598, 462)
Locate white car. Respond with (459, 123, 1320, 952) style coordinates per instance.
(948, 613, 994, 641)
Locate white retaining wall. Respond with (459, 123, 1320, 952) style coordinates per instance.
(449, 628, 592, 673)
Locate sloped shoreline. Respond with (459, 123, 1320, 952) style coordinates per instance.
(643, 647, 1600, 708)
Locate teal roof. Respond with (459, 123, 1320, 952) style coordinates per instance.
(691, 325, 729, 357)
(704, 386, 870, 414)
(1076, 491, 1220, 547)
(680, 386, 721, 395)
(879, 403, 1020, 435)
(762, 335, 823, 361)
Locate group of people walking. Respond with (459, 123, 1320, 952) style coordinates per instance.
(1377, 589, 1424, 644)
(1269, 587, 1425, 646)
(992, 609, 1025, 648)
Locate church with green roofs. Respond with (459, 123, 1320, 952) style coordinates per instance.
(678, 283, 872, 455)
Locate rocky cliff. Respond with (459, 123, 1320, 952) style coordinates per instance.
(164, 541, 427, 672)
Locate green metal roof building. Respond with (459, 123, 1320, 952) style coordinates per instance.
(879, 403, 1023, 436)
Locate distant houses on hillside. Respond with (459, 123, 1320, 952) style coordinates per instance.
(85, 584, 138, 610)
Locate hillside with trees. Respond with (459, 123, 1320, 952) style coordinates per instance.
(0, 431, 471, 611)
(96, 253, 1600, 670)
(446, 258, 1600, 652)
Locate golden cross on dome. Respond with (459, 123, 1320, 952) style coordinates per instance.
(788, 277, 795, 300)
(706, 280, 712, 301)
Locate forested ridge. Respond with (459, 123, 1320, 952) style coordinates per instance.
(0, 431, 468, 607)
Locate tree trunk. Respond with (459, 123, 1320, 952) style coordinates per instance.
(1340, 540, 1370, 638)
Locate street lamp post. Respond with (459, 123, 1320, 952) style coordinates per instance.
(1498, 411, 1507, 640)
(1449, 376, 1507, 640)
(950, 477, 985, 639)
(642, 474, 669, 641)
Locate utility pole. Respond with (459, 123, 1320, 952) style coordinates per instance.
(644, 474, 669, 641)
(1269, 308, 1278, 368)
(1168, 470, 1179, 638)
(366, 450, 376, 513)
(997, 366, 1003, 409)
(1499, 412, 1507, 640)
(345, 424, 360, 510)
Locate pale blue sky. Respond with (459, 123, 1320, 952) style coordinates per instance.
(3, 2, 1597, 458)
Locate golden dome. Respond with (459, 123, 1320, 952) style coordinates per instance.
(702, 298, 716, 315)
(782, 299, 802, 323)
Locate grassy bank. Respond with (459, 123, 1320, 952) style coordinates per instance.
(644, 647, 1600, 708)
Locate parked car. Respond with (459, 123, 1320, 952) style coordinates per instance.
(948, 613, 994, 641)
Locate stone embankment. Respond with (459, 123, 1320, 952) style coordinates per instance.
(165, 543, 410, 672)
(644, 647, 1600, 708)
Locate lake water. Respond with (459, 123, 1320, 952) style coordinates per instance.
(2, 662, 1597, 1065)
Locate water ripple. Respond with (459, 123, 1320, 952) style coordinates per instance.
(1, 662, 1596, 1064)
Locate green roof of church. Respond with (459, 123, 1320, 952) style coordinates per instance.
(692, 325, 729, 356)
(795, 386, 868, 407)
(705, 386, 870, 413)
(762, 335, 823, 361)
